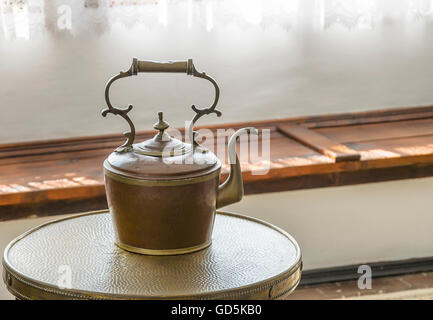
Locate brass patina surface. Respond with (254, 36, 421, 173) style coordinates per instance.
(2, 210, 302, 300)
(105, 174, 219, 253)
(101, 59, 258, 255)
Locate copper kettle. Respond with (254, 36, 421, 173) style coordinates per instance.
(101, 59, 257, 255)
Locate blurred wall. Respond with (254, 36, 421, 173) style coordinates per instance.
(227, 177, 433, 271)
(1, 0, 433, 143)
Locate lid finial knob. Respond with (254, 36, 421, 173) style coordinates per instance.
(153, 111, 169, 135)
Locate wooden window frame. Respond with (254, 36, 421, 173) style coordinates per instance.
(2, 105, 433, 220)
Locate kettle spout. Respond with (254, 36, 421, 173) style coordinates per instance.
(216, 127, 258, 209)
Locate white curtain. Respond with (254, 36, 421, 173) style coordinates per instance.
(1, 0, 433, 40)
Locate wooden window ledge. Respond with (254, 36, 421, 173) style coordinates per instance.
(2, 105, 433, 220)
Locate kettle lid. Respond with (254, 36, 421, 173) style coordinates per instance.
(104, 112, 220, 181)
(135, 112, 191, 157)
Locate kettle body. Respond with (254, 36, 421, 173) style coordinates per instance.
(104, 156, 220, 255)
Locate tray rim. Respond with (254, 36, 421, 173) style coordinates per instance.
(2, 209, 302, 300)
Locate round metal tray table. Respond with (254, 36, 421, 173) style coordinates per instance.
(2, 210, 302, 300)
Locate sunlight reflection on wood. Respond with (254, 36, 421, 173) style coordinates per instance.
(359, 149, 400, 160)
(394, 145, 433, 156)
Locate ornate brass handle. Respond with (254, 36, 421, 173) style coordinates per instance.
(101, 58, 221, 152)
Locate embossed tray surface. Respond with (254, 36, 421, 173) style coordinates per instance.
(2, 210, 301, 300)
